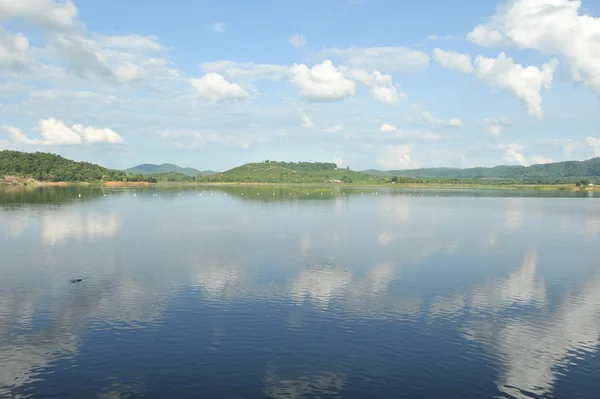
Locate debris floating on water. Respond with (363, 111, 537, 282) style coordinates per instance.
(70, 279, 82, 284)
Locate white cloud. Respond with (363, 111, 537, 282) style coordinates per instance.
(411, 105, 463, 127)
(586, 137, 600, 157)
(380, 123, 443, 140)
(474, 53, 557, 119)
(0, 0, 78, 30)
(380, 123, 397, 132)
(100, 34, 166, 52)
(341, 67, 404, 105)
(189, 73, 250, 102)
(483, 117, 511, 135)
(301, 114, 314, 128)
(432, 48, 474, 73)
(201, 61, 289, 81)
(71, 124, 124, 144)
(0, 28, 31, 71)
(212, 22, 230, 33)
(532, 155, 553, 164)
(46, 31, 174, 85)
(467, 0, 600, 95)
(323, 125, 343, 133)
(289, 60, 356, 101)
(378, 145, 413, 169)
(497, 143, 528, 166)
(369, 85, 401, 105)
(289, 34, 307, 48)
(0, 118, 124, 145)
(434, 49, 558, 118)
(448, 117, 463, 127)
(319, 46, 430, 73)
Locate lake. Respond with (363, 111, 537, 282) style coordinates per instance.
(1, 186, 599, 398)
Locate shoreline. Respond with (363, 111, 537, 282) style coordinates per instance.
(1, 180, 599, 191)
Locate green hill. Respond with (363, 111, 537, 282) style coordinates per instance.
(0, 150, 158, 183)
(199, 161, 381, 184)
(0, 150, 126, 182)
(363, 158, 600, 183)
(125, 163, 217, 177)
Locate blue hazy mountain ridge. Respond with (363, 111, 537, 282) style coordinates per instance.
(362, 157, 600, 180)
(124, 163, 218, 177)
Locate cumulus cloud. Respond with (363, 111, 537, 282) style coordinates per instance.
(497, 143, 528, 166)
(432, 48, 474, 73)
(301, 114, 314, 128)
(289, 34, 307, 48)
(0, 0, 78, 30)
(0, 27, 30, 71)
(586, 137, 600, 157)
(341, 67, 404, 105)
(289, 60, 356, 101)
(319, 46, 430, 73)
(378, 145, 413, 169)
(433, 49, 557, 118)
(0, 118, 124, 145)
(212, 22, 230, 33)
(483, 117, 511, 135)
(467, 0, 600, 95)
(189, 73, 250, 102)
(532, 155, 553, 164)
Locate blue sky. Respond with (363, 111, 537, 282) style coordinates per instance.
(1, 0, 599, 171)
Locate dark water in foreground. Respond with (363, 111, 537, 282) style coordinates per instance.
(1, 186, 599, 399)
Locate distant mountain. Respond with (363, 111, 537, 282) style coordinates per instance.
(125, 163, 218, 177)
(363, 158, 600, 181)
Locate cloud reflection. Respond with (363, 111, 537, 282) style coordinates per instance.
(42, 211, 120, 246)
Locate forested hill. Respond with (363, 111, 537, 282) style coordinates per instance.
(198, 161, 378, 183)
(0, 151, 154, 182)
(363, 158, 600, 181)
(124, 163, 217, 177)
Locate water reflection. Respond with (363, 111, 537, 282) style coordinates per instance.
(0, 187, 599, 398)
(264, 368, 346, 399)
(42, 211, 120, 246)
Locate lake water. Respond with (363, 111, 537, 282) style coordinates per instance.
(1, 186, 599, 398)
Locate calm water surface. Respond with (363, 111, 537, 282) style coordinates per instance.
(1, 186, 599, 398)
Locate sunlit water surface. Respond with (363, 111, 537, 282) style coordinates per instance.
(1, 186, 599, 398)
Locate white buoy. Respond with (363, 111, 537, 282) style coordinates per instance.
(241, 193, 244, 196)
(321, 192, 323, 195)
(178, 193, 181, 196)
(306, 192, 309, 195)
(273, 193, 275, 196)
(225, 193, 227, 196)
(78, 194, 81, 198)
(258, 193, 260, 195)
(289, 193, 292, 195)
(199, 193, 202, 196)
(210, 193, 213, 196)
(133, 193, 136, 197)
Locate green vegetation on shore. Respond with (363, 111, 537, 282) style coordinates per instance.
(0, 151, 156, 183)
(125, 163, 217, 177)
(2, 151, 599, 188)
(197, 161, 378, 184)
(364, 157, 600, 183)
